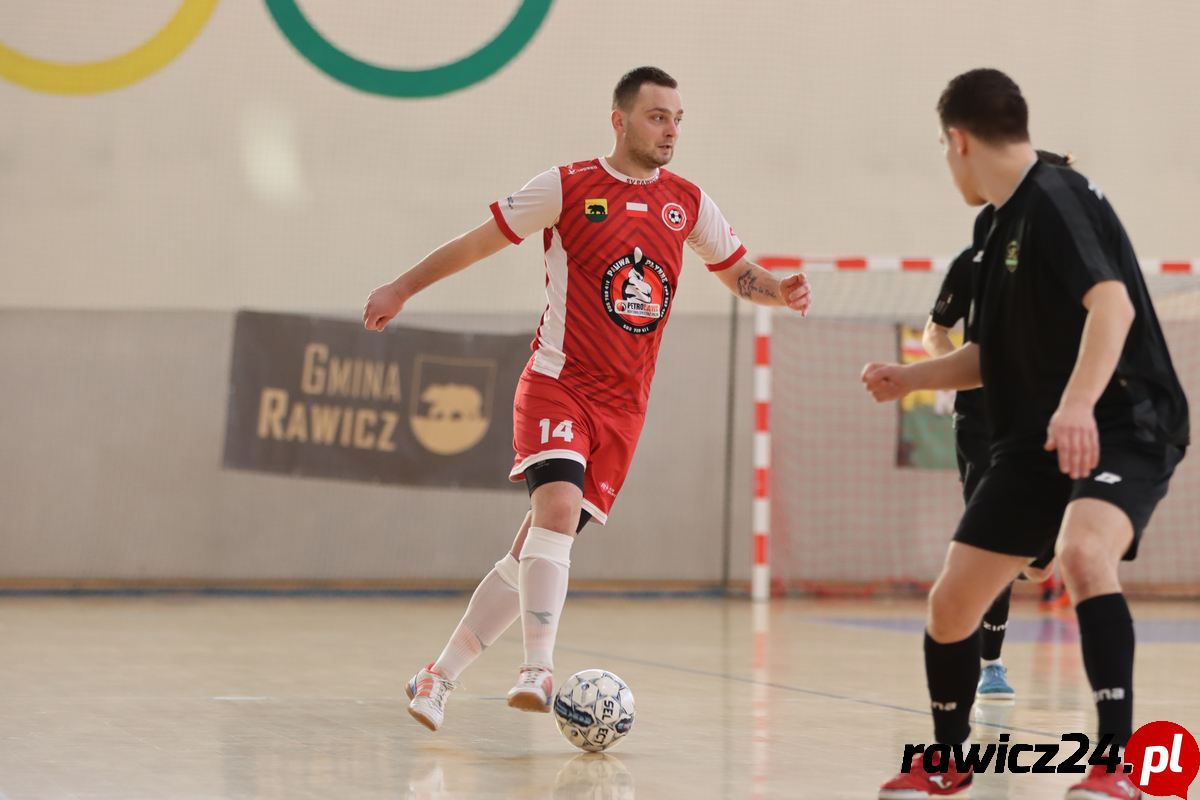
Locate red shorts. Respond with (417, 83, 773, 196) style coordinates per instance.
(509, 370, 645, 525)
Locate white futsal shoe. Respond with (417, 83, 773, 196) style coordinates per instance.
(506, 664, 554, 712)
(406, 663, 458, 731)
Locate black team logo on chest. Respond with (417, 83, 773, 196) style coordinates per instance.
(601, 246, 672, 335)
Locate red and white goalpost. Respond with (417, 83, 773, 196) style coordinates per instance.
(749, 255, 1200, 602)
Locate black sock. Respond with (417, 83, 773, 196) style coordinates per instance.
(980, 585, 1012, 661)
(1076, 593, 1135, 746)
(925, 630, 980, 745)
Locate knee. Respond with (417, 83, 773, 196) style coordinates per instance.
(531, 494, 581, 535)
(1057, 537, 1114, 588)
(927, 583, 977, 642)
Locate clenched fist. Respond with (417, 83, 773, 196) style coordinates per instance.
(363, 282, 406, 331)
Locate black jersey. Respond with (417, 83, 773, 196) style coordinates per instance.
(931, 246, 985, 434)
(966, 160, 1189, 454)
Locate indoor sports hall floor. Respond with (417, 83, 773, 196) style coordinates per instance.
(1, 595, 1197, 799)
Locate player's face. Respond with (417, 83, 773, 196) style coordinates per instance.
(620, 85, 683, 168)
(941, 126, 986, 206)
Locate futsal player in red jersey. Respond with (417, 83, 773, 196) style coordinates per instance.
(363, 66, 811, 731)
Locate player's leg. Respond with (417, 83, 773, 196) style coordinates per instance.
(505, 400, 642, 713)
(508, 471, 583, 712)
(405, 511, 531, 731)
(431, 512, 531, 680)
(1060, 444, 1181, 800)
(1024, 551, 1069, 610)
(880, 544, 1026, 798)
(925, 543, 1028, 733)
(882, 458, 1067, 798)
(956, 427, 1017, 702)
(502, 372, 594, 710)
(977, 583, 1015, 702)
(1057, 499, 1139, 799)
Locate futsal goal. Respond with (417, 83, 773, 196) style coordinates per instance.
(749, 255, 1200, 601)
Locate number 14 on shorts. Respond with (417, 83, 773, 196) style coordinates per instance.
(538, 419, 575, 444)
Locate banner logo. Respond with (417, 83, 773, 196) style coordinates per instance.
(410, 357, 496, 455)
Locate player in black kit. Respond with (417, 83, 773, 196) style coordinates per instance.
(922, 149, 1072, 706)
(868, 69, 1188, 800)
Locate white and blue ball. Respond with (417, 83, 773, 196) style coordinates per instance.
(552, 669, 635, 752)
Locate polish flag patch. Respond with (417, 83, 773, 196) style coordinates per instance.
(626, 201, 648, 217)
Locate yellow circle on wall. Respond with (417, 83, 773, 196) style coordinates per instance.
(0, 0, 219, 95)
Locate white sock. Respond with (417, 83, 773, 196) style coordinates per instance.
(432, 554, 520, 681)
(518, 527, 574, 670)
(982, 658, 1003, 668)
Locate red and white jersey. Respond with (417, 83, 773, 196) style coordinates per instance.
(489, 157, 746, 412)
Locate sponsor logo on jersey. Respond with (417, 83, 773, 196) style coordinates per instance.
(625, 201, 648, 218)
(567, 165, 598, 175)
(1005, 240, 1020, 272)
(584, 198, 608, 222)
(662, 202, 686, 231)
(601, 246, 672, 335)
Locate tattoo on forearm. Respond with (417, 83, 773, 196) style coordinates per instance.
(736, 270, 754, 298)
(737, 269, 779, 302)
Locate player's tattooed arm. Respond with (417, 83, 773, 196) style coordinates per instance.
(736, 269, 779, 302)
(715, 258, 810, 314)
(718, 259, 811, 315)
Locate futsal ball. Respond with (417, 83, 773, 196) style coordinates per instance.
(552, 669, 636, 752)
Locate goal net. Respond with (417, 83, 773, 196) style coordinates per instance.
(753, 256, 1200, 599)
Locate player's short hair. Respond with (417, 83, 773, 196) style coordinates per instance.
(612, 66, 678, 110)
(1036, 149, 1075, 168)
(937, 68, 1030, 144)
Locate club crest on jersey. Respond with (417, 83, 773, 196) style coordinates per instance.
(584, 198, 608, 222)
(1005, 240, 1020, 272)
(601, 246, 672, 335)
(662, 202, 686, 231)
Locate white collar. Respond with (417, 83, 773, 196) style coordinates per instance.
(600, 156, 660, 185)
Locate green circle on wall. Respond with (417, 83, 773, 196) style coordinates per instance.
(264, 0, 553, 98)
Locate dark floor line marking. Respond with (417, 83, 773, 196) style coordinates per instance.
(556, 645, 1059, 738)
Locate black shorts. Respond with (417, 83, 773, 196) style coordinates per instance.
(953, 444, 1184, 563)
(955, 426, 991, 504)
(955, 428, 1055, 570)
